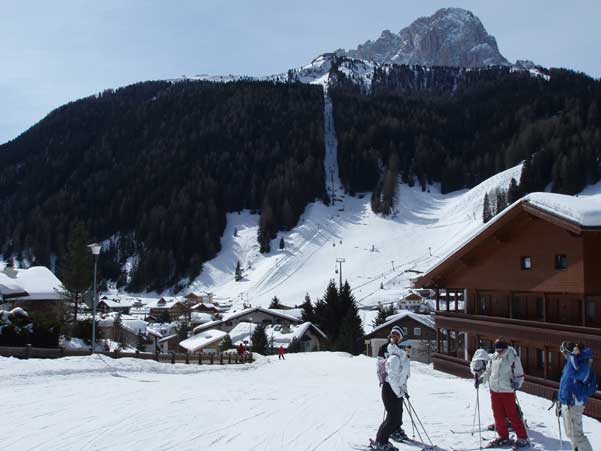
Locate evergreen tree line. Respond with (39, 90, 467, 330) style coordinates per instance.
(300, 281, 364, 355)
(482, 177, 521, 223)
(0, 80, 326, 291)
(330, 64, 601, 204)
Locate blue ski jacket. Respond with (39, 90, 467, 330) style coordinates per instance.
(559, 347, 593, 406)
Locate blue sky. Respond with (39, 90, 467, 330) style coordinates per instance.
(1, 1, 600, 144)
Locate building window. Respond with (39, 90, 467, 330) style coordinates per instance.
(512, 297, 521, 319)
(414, 327, 421, 337)
(536, 298, 544, 320)
(225, 321, 233, 326)
(555, 254, 568, 270)
(587, 300, 596, 323)
(536, 348, 545, 369)
(401, 327, 408, 336)
(521, 256, 532, 270)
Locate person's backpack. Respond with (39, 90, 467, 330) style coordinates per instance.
(377, 358, 388, 385)
(579, 360, 598, 398)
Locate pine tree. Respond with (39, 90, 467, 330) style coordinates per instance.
(300, 293, 315, 323)
(269, 296, 282, 309)
(60, 223, 93, 321)
(372, 304, 395, 328)
(482, 193, 493, 223)
(176, 322, 190, 341)
(279, 237, 285, 250)
(220, 334, 233, 351)
(335, 281, 365, 354)
(113, 313, 123, 344)
(136, 332, 146, 352)
(235, 261, 242, 282)
(507, 177, 520, 204)
(251, 324, 269, 355)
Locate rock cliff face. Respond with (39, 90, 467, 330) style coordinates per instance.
(337, 7, 509, 67)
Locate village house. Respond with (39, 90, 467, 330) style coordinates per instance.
(183, 291, 214, 306)
(363, 311, 436, 363)
(179, 329, 228, 354)
(192, 306, 302, 335)
(97, 297, 136, 314)
(226, 321, 327, 352)
(415, 193, 601, 419)
(0, 266, 64, 319)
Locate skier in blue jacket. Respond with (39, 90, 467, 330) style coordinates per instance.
(558, 342, 594, 451)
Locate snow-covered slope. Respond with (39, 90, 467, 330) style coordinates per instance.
(2, 353, 598, 450)
(185, 156, 523, 314)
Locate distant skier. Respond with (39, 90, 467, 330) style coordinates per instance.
(372, 326, 410, 451)
(278, 345, 286, 360)
(476, 338, 529, 449)
(237, 343, 246, 360)
(558, 341, 594, 451)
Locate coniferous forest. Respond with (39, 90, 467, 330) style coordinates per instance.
(0, 81, 325, 290)
(2, 60, 601, 291)
(330, 63, 601, 214)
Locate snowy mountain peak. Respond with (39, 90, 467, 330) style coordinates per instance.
(336, 7, 509, 67)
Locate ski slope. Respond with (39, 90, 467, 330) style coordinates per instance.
(185, 162, 522, 315)
(1, 352, 598, 451)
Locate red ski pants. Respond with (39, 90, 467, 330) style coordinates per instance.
(490, 391, 527, 439)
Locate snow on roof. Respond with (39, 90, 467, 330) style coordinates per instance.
(370, 311, 435, 336)
(524, 192, 601, 227)
(190, 312, 214, 324)
(192, 306, 301, 333)
(269, 308, 302, 320)
(416, 189, 601, 285)
(228, 322, 258, 345)
(179, 329, 227, 352)
(261, 322, 327, 349)
(98, 298, 137, 308)
(0, 266, 63, 301)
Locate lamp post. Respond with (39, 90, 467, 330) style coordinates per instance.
(88, 243, 101, 353)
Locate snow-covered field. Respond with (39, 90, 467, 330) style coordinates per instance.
(1, 353, 598, 451)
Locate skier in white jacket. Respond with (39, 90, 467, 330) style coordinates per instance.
(373, 326, 410, 451)
(478, 338, 529, 449)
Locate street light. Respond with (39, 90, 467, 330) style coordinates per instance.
(88, 243, 101, 353)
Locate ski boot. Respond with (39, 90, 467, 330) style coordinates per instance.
(486, 437, 513, 448)
(390, 428, 408, 442)
(512, 438, 530, 449)
(369, 439, 398, 451)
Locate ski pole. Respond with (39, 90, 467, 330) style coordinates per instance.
(407, 397, 434, 448)
(404, 398, 422, 443)
(471, 392, 478, 436)
(476, 386, 483, 451)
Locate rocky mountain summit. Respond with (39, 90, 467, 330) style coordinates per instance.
(336, 7, 509, 67)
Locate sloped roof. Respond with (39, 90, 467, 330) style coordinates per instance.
(179, 329, 227, 352)
(366, 311, 435, 339)
(0, 266, 63, 301)
(415, 192, 601, 288)
(192, 306, 301, 333)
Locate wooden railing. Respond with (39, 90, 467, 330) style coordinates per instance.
(0, 345, 253, 364)
(435, 310, 601, 336)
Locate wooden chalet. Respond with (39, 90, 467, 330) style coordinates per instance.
(415, 193, 601, 419)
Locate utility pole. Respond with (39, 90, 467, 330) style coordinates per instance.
(336, 258, 346, 289)
(428, 247, 432, 257)
(391, 260, 395, 271)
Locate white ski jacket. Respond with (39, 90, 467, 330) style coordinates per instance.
(481, 346, 525, 393)
(385, 343, 410, 398)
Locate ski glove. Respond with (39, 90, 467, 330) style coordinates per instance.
(511, 378, 521, 390)
(404, 392, 410, 400)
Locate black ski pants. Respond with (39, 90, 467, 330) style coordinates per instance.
(376, 382, 403, 444)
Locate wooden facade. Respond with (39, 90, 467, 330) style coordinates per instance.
(416, 200, 601, 419)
